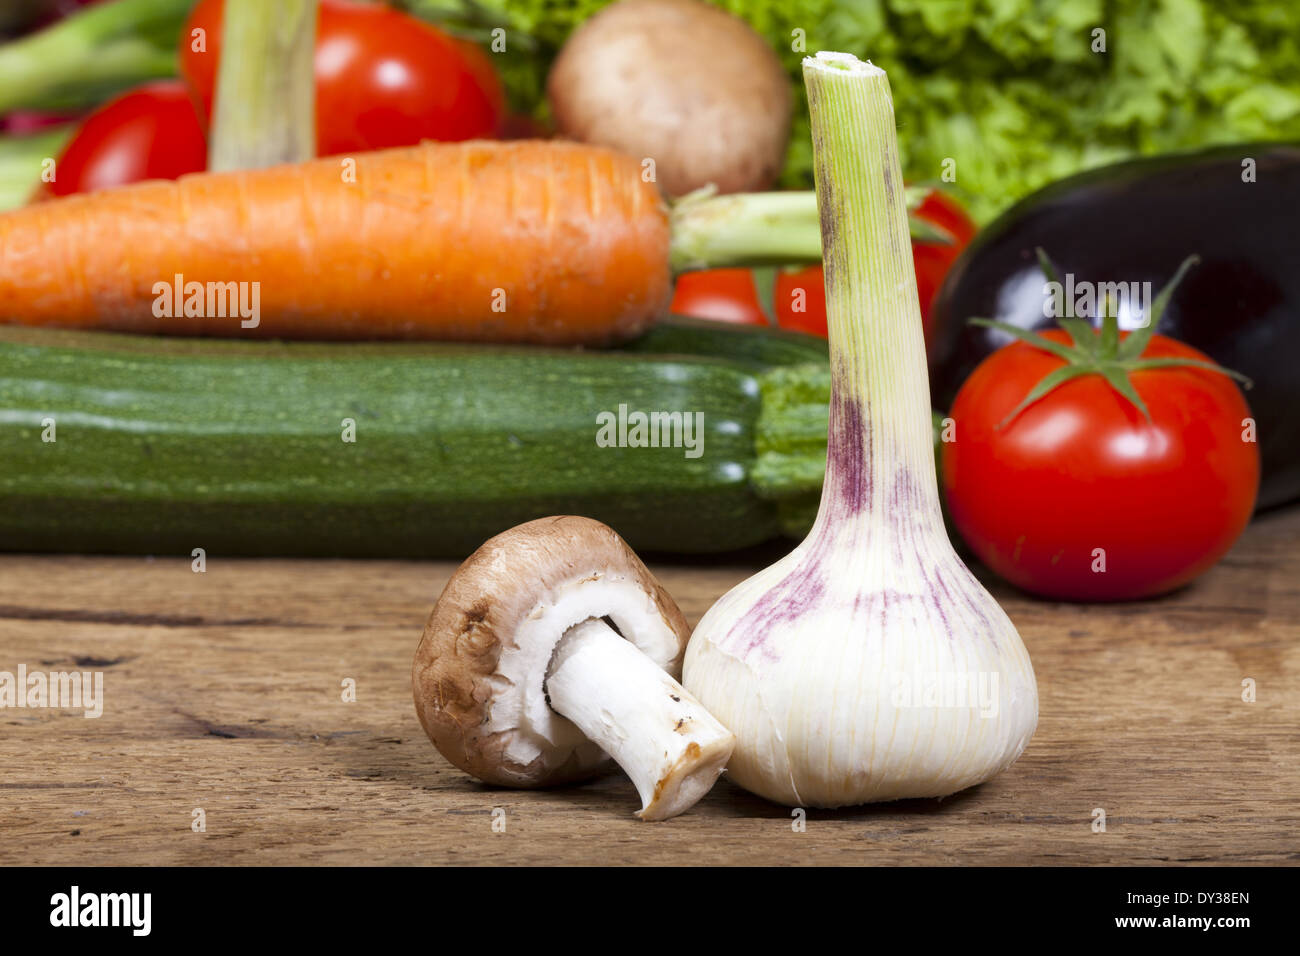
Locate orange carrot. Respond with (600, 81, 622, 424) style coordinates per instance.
(0, 140, 672, 344)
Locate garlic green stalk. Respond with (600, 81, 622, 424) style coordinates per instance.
(683, 52, 1038, 808)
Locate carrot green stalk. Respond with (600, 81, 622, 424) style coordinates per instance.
(209, 0, 318, 171)
(669, 188, 823, 271)
(671, 185, 953, 271)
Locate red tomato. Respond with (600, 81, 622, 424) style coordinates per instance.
(447, 36, 507, 132)
(42, 81, 206, 198)
(669, 269, 769, 326)
(773, 188, 977, 343)
(180, 0, 504, 156)
(773, 266, 826, 336)
(942, 331, 1259, 601)
(911, 188, 977, 319)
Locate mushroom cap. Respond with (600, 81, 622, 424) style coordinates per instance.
(412, 516, 691, 789)
(546, 0, 793, 197)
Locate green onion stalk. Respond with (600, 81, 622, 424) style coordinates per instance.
(208, 0, 318, 170)
(0, 0, 191, 114)
(0, 125, 70, 211)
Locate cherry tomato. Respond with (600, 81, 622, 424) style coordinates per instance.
(669, 269, 770, 326)
(773, 188, 978, 344)
(448, 35, 507, 131)
(42, 81, 207, 198)
(942, 331, 1259, 601)
(773, 266, 827, 336)
(180, 0, 504, 156)
(911, 188, 978, 334)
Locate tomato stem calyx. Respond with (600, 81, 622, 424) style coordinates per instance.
(969, 249, 1252, 428)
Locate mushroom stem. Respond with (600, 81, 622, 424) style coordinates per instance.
(546, 618, 735, 821)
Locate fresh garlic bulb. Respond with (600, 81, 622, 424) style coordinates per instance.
(683, 52, 1038, 808)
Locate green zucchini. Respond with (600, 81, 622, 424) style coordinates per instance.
(0, 319, 835, 557)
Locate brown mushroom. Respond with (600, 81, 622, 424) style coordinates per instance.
(412, 515, 735, 820)
(546, 0, 793, 198)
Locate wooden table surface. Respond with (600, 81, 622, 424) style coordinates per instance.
(2, 507, 1297, 866)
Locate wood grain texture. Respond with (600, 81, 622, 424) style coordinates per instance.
(1, 508, 1297, 866)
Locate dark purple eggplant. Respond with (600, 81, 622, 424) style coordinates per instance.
(928, 143, 1300, 510)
